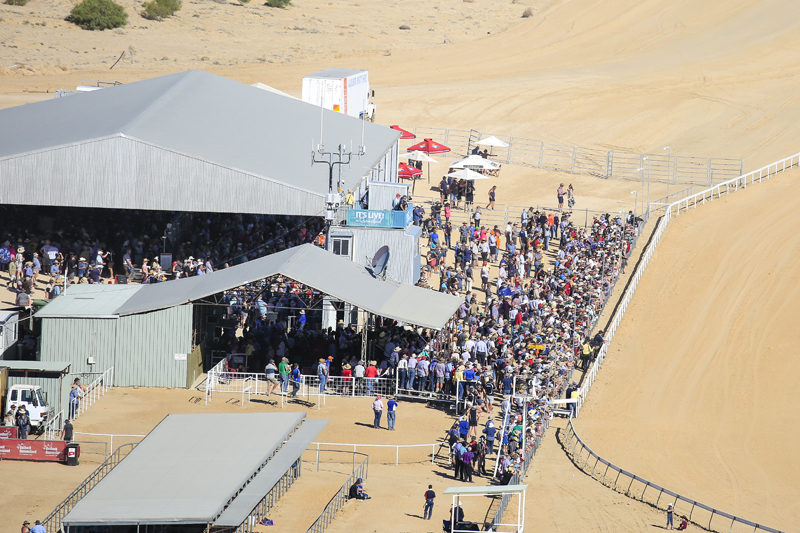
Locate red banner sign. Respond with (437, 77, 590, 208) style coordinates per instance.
(0, 439, 68, 461)
(0, 427, 18, 439)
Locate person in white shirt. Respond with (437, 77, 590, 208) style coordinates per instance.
(372, 395, 384, 429)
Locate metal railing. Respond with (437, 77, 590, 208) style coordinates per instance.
(562, 419, 785, 533)
(43, 410, 64, 441)
(309, 441, 439, 466)
(489, 416, 549, 530)
(413, 194, 629, 232)
(43, 442, 138, 533)
(576, 150, 800, 416)
(73, 431, 146, 458)
(303, 375, 397, 398)
(235, 457, 304, 533)
(306, 451, 370, 533)
(408, 127, 744, 185)
(71, 366, 114, 421)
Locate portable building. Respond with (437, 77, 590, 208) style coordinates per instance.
(302, 68, 374, 120)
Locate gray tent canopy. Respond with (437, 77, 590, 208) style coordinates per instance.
(114, 244, 461, 330)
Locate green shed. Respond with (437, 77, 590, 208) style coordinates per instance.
(37, 285, 201, 389)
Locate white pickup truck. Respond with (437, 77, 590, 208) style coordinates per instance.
(3, 384, 51, 432)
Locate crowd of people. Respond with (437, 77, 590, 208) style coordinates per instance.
(0, 206, 324, 304)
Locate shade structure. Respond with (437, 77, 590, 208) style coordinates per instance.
(112, 244, 462, 330)
(407, 150, 438, 163)
(62, 413, 307, 526)
(390, 125, 416, 139)
(447, 168, 491, 180)
(475, 135, 509, 148)
(450, 155, 500, 171)
(407, 138, 451, 154)
(398, 162, 423, 178)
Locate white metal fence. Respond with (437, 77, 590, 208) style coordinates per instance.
(575, 151, 800, 416)
(43, 410, 64, 441)
(68, 366, 114, 423)
(408, 127, 743, 186)
(563, 419, 785, 533)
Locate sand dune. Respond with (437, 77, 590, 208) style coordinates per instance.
(578, 167, 800, 532)
(3, 0, 800, 530)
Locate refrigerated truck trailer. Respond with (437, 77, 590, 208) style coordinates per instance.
(302, 68, 375, 121)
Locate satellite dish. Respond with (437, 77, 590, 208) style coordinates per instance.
(371, 246, 390, 277)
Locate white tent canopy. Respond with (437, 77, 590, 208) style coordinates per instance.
(475, 135, 509, 148)
(447, 168, 491, 180)
(450, 155, 501, 170)
(406, 150, 438, 163)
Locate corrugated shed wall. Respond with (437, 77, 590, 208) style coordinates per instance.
(0, 136, 324, 216)
(41, 317, 118, 374)
(114, 305, 193, 388)
(7, 374, 65, 419)
(40, 304, 193, 388)
(329, 226, 420, 284)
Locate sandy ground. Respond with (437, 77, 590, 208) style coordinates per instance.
(3, 0, 800, 530)
(578, 167, 800, 532)
(0, 386, 458, 528)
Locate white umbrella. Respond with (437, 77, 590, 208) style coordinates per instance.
(447, 168, 490, 180)
(406, 151, 438, 163)
(475, 135, 509, 148)
(450, 155, 500, 170)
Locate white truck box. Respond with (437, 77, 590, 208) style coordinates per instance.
(302, 68, 374, 120)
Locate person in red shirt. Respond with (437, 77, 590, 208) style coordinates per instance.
(365, 361, 379, 395)
(342, 363, 353, 395)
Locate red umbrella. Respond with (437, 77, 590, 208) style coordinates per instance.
(390, 125, 416, 139)
(398, 162, 423, 179)
(406, 138, 451, 154)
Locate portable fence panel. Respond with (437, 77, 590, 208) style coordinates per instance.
(540, 143, 576, 172)
(507, 137, 544, 167)
(610, 151, 646, 180)
(574, 147, 610, 177)
(674, 155, 712, 184)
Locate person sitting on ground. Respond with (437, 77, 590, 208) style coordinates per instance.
(348, 477, 370, 500)
(678, 516, 688, 531)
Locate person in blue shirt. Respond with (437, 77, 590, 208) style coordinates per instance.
(458, 416, 470, 440)
(386, 397, 398, 430)
(30, 520, 46, 533)
(290, 364, 301, 398)
(483, 420, 497, 455)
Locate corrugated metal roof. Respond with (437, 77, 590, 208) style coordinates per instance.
(114, 244, 461, 330)
(0, 360, 71, 373)
(305, 68, 365, 79)
(214, 419, 329, 526)
(0, 70, 399, 216)
(35, 284, 143, 318)
(63, 412, 306, 526)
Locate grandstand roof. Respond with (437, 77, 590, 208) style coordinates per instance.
(63, 412, 308, 526)
(215, 418, 328, 526)
(0, 70, 400, 217)
(113, 244, 462, 330)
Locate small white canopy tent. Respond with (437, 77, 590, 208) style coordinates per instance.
(475, 135, 510, 148)
(446, 168, 491, 181)
(450, 155, 501, 171)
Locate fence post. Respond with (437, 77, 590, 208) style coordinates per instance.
(538, 142, 545, 168)
(507, 137, 513, 164)
(571, 146, 577, 174)
(605, 150, 611, 177)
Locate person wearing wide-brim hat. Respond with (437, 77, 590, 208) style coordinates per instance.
(317, 358, 329, 394)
